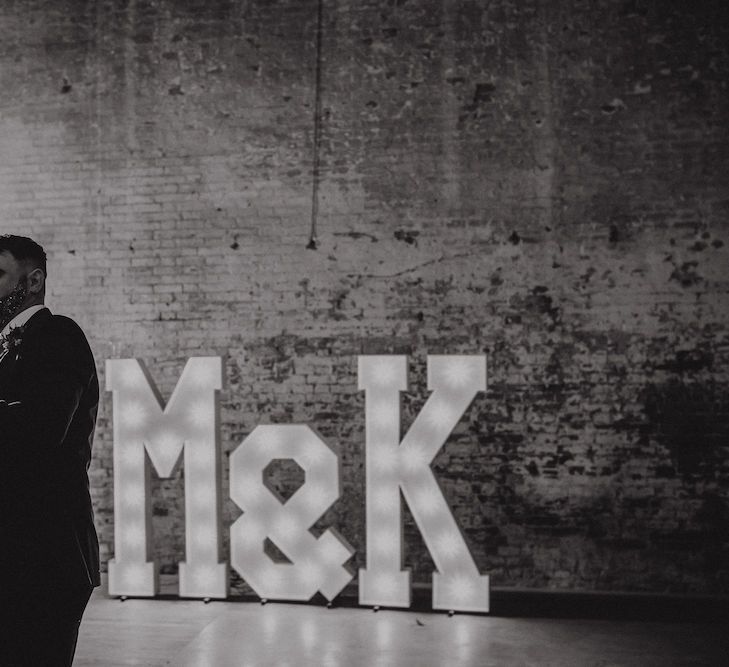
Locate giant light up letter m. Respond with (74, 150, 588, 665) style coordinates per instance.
(106, 358, 228, 599)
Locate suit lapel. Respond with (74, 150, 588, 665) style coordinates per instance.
(0, 308, 52, 390)
(0, 344, 18, 390)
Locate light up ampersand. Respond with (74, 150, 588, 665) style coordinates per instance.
(230, 424, 355, 601)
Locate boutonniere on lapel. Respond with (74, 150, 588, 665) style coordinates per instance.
(0, 324, 26, 364)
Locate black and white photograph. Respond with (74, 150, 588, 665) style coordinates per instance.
(0, 0, 727, 665)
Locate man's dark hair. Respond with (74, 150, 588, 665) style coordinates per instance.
(0, 234, 47, 277)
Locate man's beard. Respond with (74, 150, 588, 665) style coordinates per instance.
(0, 279, 28, 332)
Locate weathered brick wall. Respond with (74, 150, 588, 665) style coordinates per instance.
(1, 0, 727, 595)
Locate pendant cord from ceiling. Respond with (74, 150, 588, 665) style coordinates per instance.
(307, 0, 325, 250)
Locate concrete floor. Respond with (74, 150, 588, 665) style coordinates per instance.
(75, 589, 728, 666)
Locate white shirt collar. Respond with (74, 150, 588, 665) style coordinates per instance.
(1, 305, 48, 338)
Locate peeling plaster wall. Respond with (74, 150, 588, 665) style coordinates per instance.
(1, 0, 728, 595)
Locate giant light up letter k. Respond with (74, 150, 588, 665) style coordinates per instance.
(358, 355, 489, 612)
(106, 358, 228, 599)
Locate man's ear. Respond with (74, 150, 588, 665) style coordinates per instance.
(27, 267, 45, 296)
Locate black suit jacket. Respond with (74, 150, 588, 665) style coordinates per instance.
(0, 308, 100, 598)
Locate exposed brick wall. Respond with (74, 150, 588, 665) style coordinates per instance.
(1, 0, 727, 595)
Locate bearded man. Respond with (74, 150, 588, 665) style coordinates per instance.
(0, 235, 100, 665)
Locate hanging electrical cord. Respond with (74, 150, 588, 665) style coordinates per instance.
(307, 0, 325, 250)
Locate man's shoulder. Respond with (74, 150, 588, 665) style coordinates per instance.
(25, 313, 96, 377)
(48, 313, 86, 334)
(28, 312, 91, 348)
